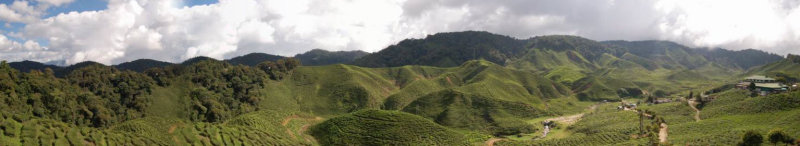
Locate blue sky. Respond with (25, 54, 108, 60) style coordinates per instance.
(1, 0, 219, 47)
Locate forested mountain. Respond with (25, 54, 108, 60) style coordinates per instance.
(225, 53, 285, 66)
(114, 59, 174, 72)
(294, 49, 368, 66)
(352, 31, 782, 101)
(352, 31, 528, 67)
(354, 31, 780, 71)
(603, 40, 782, 70)
(8, 60, 62, 73)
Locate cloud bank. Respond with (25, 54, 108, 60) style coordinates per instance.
(1, 0, 799, 65)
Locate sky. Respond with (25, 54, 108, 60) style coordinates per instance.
(1, 0, 799, 65)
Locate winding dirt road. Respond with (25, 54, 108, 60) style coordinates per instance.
(282, 115, 323, 141)
(485, 138, 504, 146)
(659, 123, 668, 143)
(688, 100, 701, 121)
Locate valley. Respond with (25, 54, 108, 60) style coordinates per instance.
(1, 31, 798, 145)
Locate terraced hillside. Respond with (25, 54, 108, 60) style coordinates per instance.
(497, 89, 800, 145)
(354, 31, 780, 101)
(0, 56, 572, 145)
(1, 31, 793, 146)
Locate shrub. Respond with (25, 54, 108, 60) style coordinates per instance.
(739, 130, 763, 146)
(767, 129, 790, 144)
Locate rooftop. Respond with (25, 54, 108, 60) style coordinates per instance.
(745, 75, 775, 81)
(755, 83, 787, 89)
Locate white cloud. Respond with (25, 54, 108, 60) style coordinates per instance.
(5, 0, 800, 65)
(656, 0, 800, 54)
(0, 1, 42, 23)
(36, 0, 76, 6)
(19, 0, 413, 64)
(0, 34, 60, 63)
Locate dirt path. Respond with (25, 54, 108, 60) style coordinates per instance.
(688, 100, 701, 121)
(168, 124, 178, 134)
(282, 115, 301, 126)
(546, 114, 584, 125)
(485, 138, 504, 146)
(544, 104, 597, 125)
(659, 123, 668, 143)
(535, 104, 597, 140)
(541, 125, 551, 138)
(282, 115, 324, 141)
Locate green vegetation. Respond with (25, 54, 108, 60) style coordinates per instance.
(768, 129, 794, 145)
(294, 49, 369, 66)
(1, 31, 796, 145)
(309, 109, 486, 145)
(740, 130, 763, 146)
(402, 90, 543, 135)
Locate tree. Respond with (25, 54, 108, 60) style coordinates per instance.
(687, 91, 693, 100)
(768, 129, 790, 145)
(748, 82, 757, 91)
(740, 130, 763, 146)
(654, 90, 667, 97)
(694, 93, 704, 109)
(645, 95, 655, 103)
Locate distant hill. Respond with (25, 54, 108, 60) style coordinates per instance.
(8, 60, 62, 72)
(745, 54, 800, 81)
(225, 53, 285, 66)
(294, 49, 368, 66)
(697, 48, 783, 70)
(114, 59, 174, 72)
(181, 56, 219, 65)
(352, 31, 527, 67)
(603, 40, 782, 70)
(351, 31, 782, 100)
(55, 61, 106, 77)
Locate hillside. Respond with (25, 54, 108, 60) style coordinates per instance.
(8, 60, 62, 73)
(499, 89, 800, 145)
(351, 31, 780, 101)
(309, 110, 485, 145)
(0, 31, 796, 146)
(294, 49, 369, 66)
(0, 55, 572, 145)
(114, 59, 174, 72)
(352, 31, 527, 67)
(225, 53, 285, 66)
(745, 54, 800, 80)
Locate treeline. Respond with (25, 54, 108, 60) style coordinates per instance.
(0, 62, 153, 127)
(352, 31, 527, 67)
(0, 58, 301, 127)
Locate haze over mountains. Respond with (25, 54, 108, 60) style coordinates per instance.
(8, 31, 783, 99)
(9, 31, 783, 70)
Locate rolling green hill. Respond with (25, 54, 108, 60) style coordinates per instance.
(225, 53, 285, 66)
(352, 31, 779, 101)
(0, 31, 795, 146)
(1, 55, 573, 145)
(114, 59, 173, 72)
(309, 110, 486, 145)
(745, 54, 800, 80)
